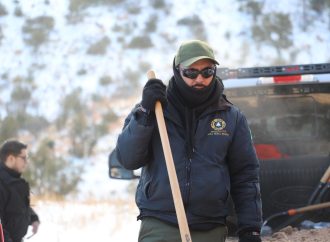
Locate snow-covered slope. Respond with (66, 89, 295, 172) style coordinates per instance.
(1, 0, 330, 199)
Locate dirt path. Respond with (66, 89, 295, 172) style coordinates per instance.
(226, 226, 330, 242)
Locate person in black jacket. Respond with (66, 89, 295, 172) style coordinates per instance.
(115, 40, 262, 242)
(0, 140, 40, 242)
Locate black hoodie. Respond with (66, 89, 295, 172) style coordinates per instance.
(0, 163, 39, 242)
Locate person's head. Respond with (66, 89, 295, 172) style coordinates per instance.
(175, 40, 219, 89)
(0, 140, 29, 174)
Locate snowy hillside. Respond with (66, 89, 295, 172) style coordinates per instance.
(1, 0, 330, 200)
(1, 1, 330, 241)
(2, 0, 330, 120)
(2, 1, 329, 114)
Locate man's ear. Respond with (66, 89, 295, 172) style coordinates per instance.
(5, 154, 15, 169)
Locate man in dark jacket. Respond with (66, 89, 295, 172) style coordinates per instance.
(0, 140, 40, 242)
(115, 40, 262, 242)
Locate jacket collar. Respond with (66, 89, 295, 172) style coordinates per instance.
(164, 93, 232, 126)
(0, 162, 21, 180)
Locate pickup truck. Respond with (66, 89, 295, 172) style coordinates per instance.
(109, 63, 330, 234)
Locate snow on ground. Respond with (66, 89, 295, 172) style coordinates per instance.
(26, 198, 140, 242)
(26, 198, 330, 242)
(27, 143, 141, 242)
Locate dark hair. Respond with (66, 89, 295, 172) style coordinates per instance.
(0, 140, 27, 163)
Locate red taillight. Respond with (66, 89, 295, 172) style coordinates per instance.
(274, 75, 302, 83)
(258, 75, 316, 84)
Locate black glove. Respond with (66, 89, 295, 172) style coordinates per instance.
(239, 232, 262, 242)
(141, 78, 167, 111)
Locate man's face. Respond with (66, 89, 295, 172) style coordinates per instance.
(179, 59, 215, 89)
(7, 148, 29, 173)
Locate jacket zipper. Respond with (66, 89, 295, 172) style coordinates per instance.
(184, 154, 192, 207)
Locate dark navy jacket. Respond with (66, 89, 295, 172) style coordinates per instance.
(116, 94, 262, 232)
(0, 164, 39, 242)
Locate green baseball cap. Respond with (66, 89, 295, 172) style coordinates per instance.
(175, 40, 219, 67)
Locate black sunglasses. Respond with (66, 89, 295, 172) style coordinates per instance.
(180, 66, 216, 79)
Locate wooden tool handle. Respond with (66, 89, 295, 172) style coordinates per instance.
(320, 166, 330, 183)
(147, 70, 192, 242)
(288, 201, 330, 216)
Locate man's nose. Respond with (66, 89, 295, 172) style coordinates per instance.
(195, 74, 204, 83)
